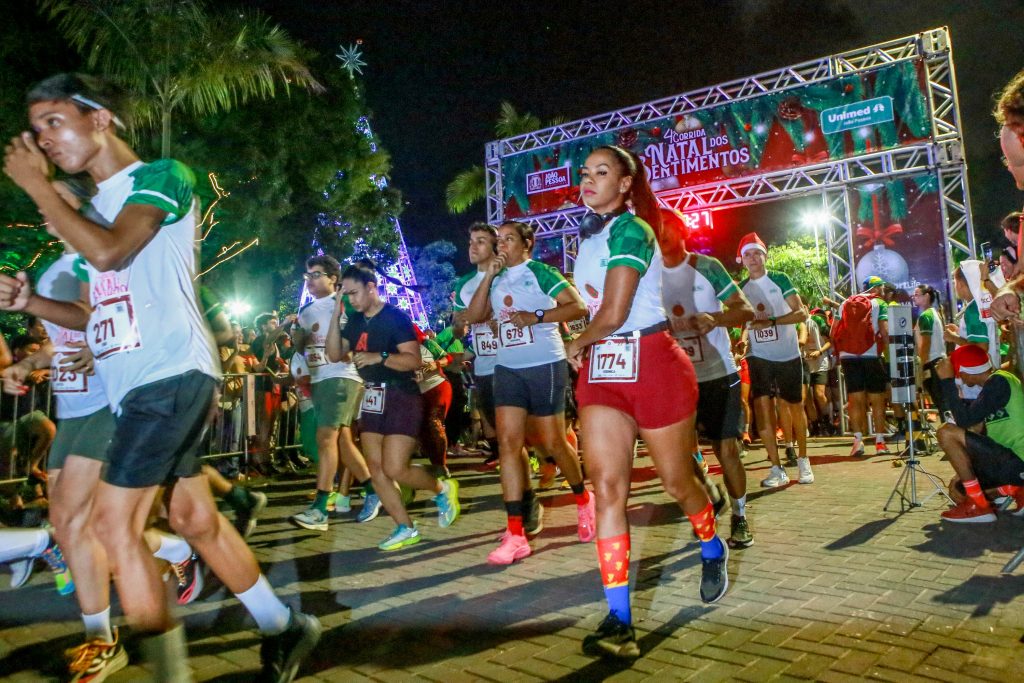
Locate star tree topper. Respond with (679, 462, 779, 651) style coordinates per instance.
(336, 43, 366, 77)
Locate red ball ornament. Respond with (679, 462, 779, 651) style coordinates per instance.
(651, 126, 662, 137)
(743, 123, 752, 132)
(844, 84, 853, 93)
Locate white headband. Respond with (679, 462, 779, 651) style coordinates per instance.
(70, 94, 125, 130)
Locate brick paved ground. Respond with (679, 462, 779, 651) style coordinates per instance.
(2, 436, 1023, 681)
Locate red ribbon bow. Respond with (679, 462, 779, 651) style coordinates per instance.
(791, 150, 829, 165)
(856, 223, 903, 248)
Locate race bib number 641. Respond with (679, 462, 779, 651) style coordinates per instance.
(588, 337, 640, 383)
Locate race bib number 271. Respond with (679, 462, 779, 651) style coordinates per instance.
(92, 294, 142, 359)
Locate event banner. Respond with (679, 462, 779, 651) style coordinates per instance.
(500, 59, 931, 219)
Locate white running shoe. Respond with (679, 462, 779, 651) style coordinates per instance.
(760, 465, 790, 488)
(797, 457, 814, 484)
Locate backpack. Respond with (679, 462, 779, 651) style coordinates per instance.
(830, 295, 877, 355)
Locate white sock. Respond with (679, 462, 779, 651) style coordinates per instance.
(0, 528, 49, 564)
(235, 575, 291, 635)
(82, 606, 114, 642)
(151, 532, 192, 565)
(731, 495, 747, 517)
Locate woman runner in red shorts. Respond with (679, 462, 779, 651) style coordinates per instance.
(566, 145, 729, 660)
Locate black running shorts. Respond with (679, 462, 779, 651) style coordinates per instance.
(841, 356, 888, 394)
(104, 370, 217, 488)
(747, 356, 804, 404)
(966, 430, 1024, 489)
(696, 372, 743, 441)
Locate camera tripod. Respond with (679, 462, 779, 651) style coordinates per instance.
(884, 404, 954, 512)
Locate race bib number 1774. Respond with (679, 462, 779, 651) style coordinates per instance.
(588, 337, 640, 383)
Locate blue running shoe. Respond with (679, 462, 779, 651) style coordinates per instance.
(357, 493, 382, 523)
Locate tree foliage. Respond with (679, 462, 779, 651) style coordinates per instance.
(445, 102, 565, 214)
(174, 61, 402, 293)
(39, 0, 321, 157)
(410, 240, 459, 327)
(739, 235, 831, 309)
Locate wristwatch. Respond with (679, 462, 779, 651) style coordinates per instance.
(534, 309, 546, 322)
(380, 351, 390, 363)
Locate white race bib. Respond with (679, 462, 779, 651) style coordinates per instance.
(51, 351, 88, 394)
(472, 324, 499, 357)
(361, 385, 385, 414)
(91, 294, 142, 359)
(752, 324, 778, 344)
(306, 345, 327, 368)
(499, 320, 535, 348)
(678, 336, 704, 364)
(566, 318, 588, 337)
(588, 337, 640, 383)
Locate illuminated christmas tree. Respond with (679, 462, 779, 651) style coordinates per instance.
(302, 44, 428, 327)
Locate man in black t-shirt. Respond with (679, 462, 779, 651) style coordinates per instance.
(327, 263, 460, 551)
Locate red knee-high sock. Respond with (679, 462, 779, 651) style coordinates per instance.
(597, 533, 631, 622)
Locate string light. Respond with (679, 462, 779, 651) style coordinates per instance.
(195, 237, 259, 278)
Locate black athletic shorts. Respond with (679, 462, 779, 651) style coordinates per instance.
(747, 356, 804, 404)
(104, 370, 217, 488)
(359, 384, 423, 438)
(494, 360, 567, 417)
(965, 430, 1024, 489)
(475, 372, 496, 427)
(841, 356, 888, 394)
(696, 373, 743, 441)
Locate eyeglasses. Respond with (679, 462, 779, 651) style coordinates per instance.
(303, 271, 329, 281)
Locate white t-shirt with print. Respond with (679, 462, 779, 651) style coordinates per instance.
(81, 159, 219, 413)
(37, 253, 109, 419)
(453, 269, 498, 377)
(739, 271, 802, 362)
(297, 294, 361, 384)
(488, 259, 569, 369)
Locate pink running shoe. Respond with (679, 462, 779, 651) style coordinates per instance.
(487, 533, 531, 565)
(577, 495, 597, 542)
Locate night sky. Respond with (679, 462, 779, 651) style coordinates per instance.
(251, 0, 1024, 269)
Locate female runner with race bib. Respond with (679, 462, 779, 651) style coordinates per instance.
(567, 145, 729, 660)
(464, 221, 594, 566)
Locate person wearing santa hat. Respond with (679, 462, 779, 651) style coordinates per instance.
(934, 344, 1024, 522)
(737, 233, 813, 487)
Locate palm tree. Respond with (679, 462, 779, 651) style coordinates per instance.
(445, 101, 563, 214)
(40, 0, 321, 157)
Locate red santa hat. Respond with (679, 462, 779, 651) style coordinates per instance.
(736, 232, 767, 264)
(950, 344, 992, 376)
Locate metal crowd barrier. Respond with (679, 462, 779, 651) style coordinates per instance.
(0, 372, 305, 486)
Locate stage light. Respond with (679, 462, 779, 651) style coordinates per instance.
(225, 299, 252, 319)
(800, 209, 830, 231)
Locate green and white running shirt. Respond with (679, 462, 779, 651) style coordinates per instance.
(81, 159, 220, 413)
(297, 293, 361, 384)
(662, 253, 739, 382)
(739, 271, 802, 362)
(487, 259, 570, 369)
(573, 213, 666, 336)
(958, 299, 1000, 369)
(915, 307, 947, 363)
(453, 269, 498, 377)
